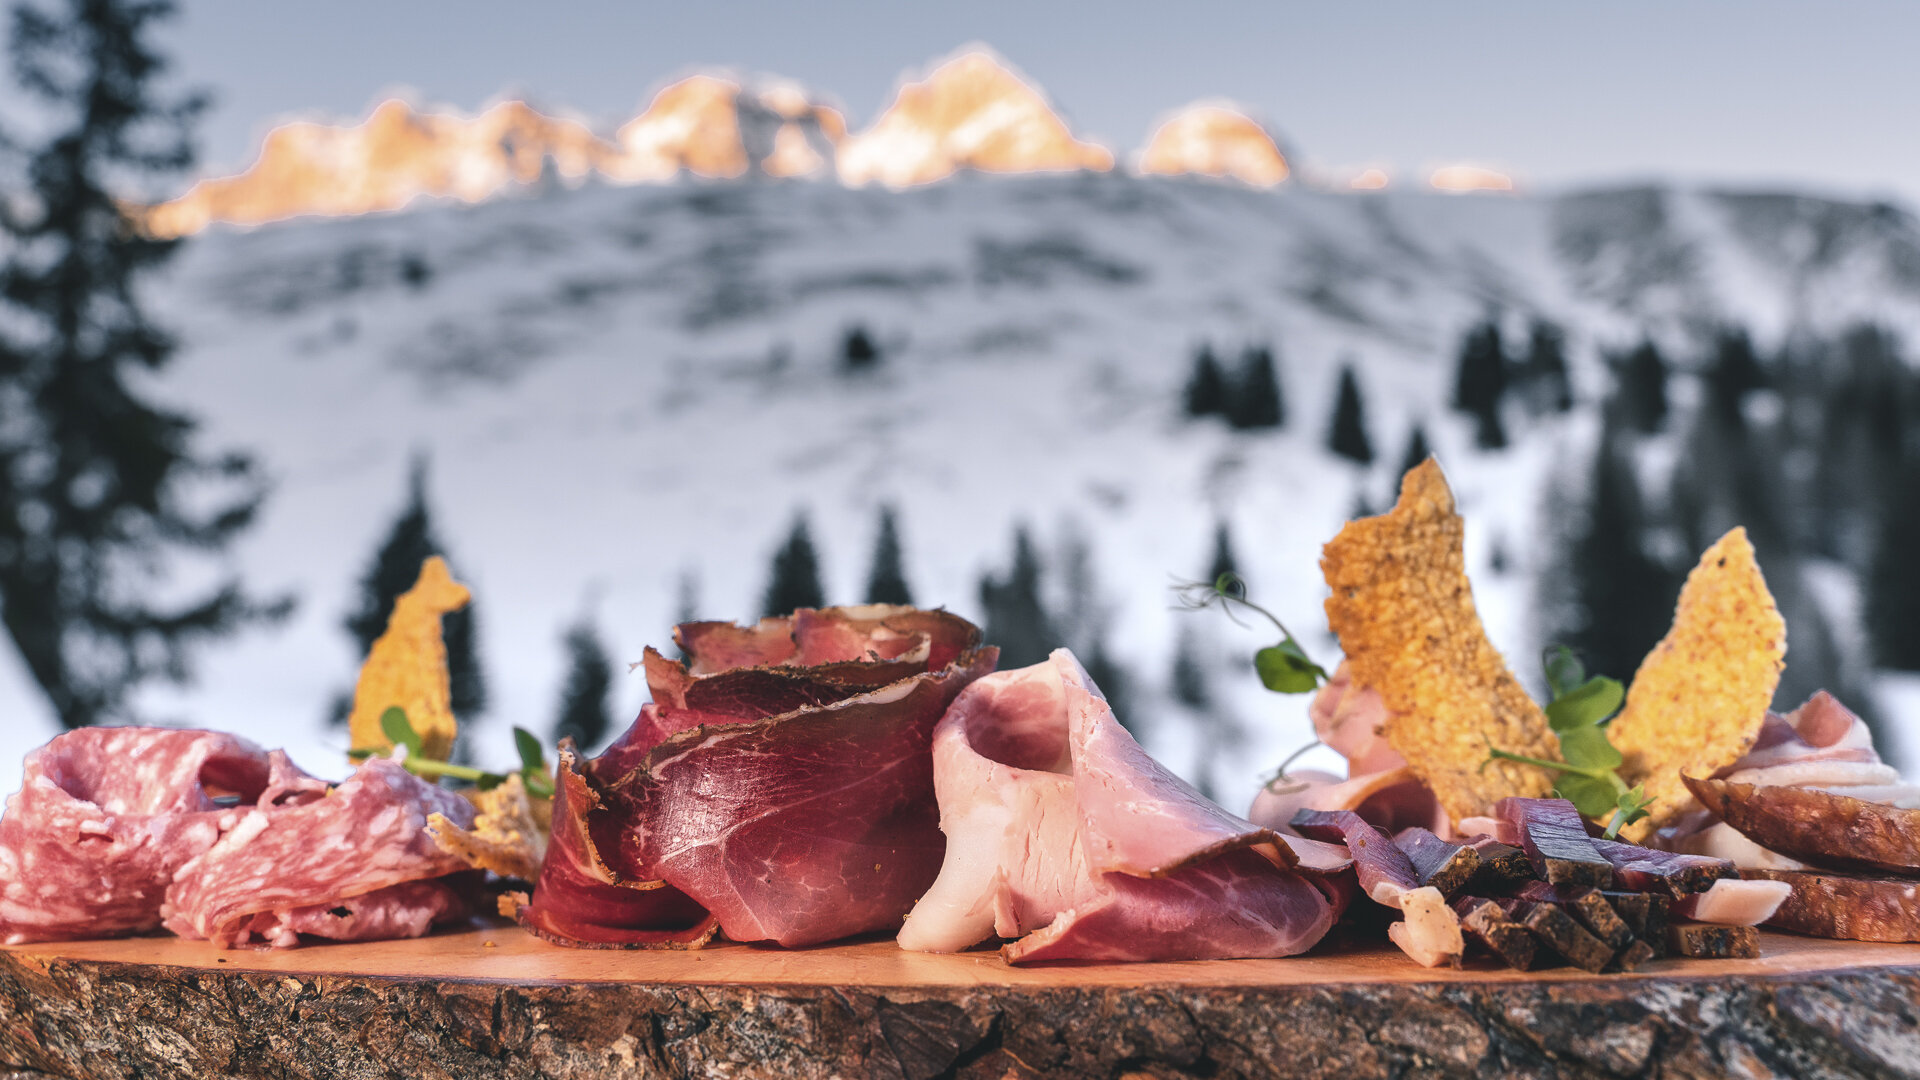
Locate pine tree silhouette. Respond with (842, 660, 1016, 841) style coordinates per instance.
(1183, 343, 1226, 419)
(0, 0, 287, 727)
(1327, 365, 1375, 464)
(978, 526, 1056, 668)
(1170, 626, 1209, 709)
(1452, 321, 1510, 450)
(1617, 340, 1670, 434)
(343, 456, 487, 721)
(1524, 320, 1574, 414)
(1399, 423, 1432, 480)
(1868, 453, 1920, 671)
(863, 504, 913, 605)
(762, 512, 827, 615)
(1226, 344, 1284, 429)
(1556, 431, 1683, 682)
(552, 616, 614, 752)
(1206, 522, 1239, 587)
(842, 325, 880, 373)
(1707, 328, 1767, 428)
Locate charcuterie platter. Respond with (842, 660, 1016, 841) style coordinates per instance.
(5, 928, 1920, 1078)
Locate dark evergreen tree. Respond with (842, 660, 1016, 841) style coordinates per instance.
(1182, 343, 1225, 419)
(863, 503, 913, 605)
(1226, 344, 1284, 430)
(0, 0, 287, 727)
(1451, 320, 1509, 448)
(551, 616, 613, 752)
(1170, 626, 1209, 709)
(842, 325, 879, 373)
(1556, 431, 1683, 682)
(762, 512, 826, 615)
(1523, 320, 1574, 414)
(1707, 328, 1767, 427)
(1399, 423, 1432, 480)
(1206, 521, 1238, 587)
(344, 457, 487, 720)
(1616, 340, 1670, 434)
(977, 525, 1055, 668)
(1868, 453, 1920, 671)
(1055, 527, 1132, 734)
(1327, 365, 1375, 465)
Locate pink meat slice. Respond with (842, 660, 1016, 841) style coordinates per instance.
(163, 757, 475, 948)
(1310, 662, 1406, 775)
(231, 878, 467, 949)
(0, 728, 275, 944)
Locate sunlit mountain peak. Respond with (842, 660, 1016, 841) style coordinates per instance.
(836, 47, 1113, 188)
(1136, 102, 1288, 187)
(1429, 164, 1514, 193)
(1349, 168, 1391, 190)
(142, 97, 608, 237)
(601, 74, 844, 183)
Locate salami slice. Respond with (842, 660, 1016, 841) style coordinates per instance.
(163, 757, 477, 947)
(0, 728, 276, 944)
(228, 878, 468, 949)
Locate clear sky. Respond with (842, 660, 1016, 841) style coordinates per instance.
(157, 0, 1918, 203)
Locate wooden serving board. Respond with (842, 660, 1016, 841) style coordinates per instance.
(4, 927, 1919, 1079)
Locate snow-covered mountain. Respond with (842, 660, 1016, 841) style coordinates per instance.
(8, 171, 1920, 813)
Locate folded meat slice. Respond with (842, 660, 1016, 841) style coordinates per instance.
(162, 758, 476, 948)
(230, 878, 468, 949)
(523, 605, 994, 948)
(0, 728, 275, 944)
(901, 650, 1332, 963)
(1682, 774, 1920, 876)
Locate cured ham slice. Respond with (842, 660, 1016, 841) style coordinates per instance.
(163, 757, 476, 947)
(901, 650, 1333, 962)
(523, 605, 995, 948)
(0, 728, 274, 944)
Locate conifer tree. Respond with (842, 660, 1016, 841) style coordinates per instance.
(1556, 431, 1682, 682)
(1170, 626, 1209, 709)
(978, 525, 1055, 668)
(1707, 328, 1767, 427)
(1183, 343, 1225, 419)
(1868, 453, 1920, 671)
(344, 457, 487, 720)
(1617, 340, 1670, 434)
(1524, 320, 1574, 413)
(1055, 527, 1131, 733)
(863, 504, 913, 605)
(551, 615, 613, 752)
(842, 325, 879, 373)
(1452, 320, 1509, 425)
(1399, 423, 1432, 480)
(762, 512, 826, 615)
(1327, 365, 1375, 465)
(1206, 521, 1238, 586)
(0, 0, 287, 727)
(1226, 344, 1284, 430)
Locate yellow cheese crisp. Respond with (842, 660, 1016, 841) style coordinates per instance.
(347, 555, 471, 761)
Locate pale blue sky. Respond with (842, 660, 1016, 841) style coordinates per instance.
(161, 0, 1918, 203)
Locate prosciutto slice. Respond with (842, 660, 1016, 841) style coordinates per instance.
(162, 757, 476, 947)
(900, 650, 1333, 963)
(522, 605, 994, 947)
(0, 728, 274, 944)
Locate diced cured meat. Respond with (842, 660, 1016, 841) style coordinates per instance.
(0, 728, 275, 944)
(230, 878, 467, 949)
(1512, 882, 1633, 950)
(1741, 868, 1920, 942)
(1392, 828, 1480, 897)
(1454, 896, 1536, 969)
(1513, 900, 1613, 973)
(1462, 836, 1533, 892)
(1670, 877, 1791, 926)
(162, 758, 476, 948)
(1601, 891, 1672, 952)
(1291, 809, 1419, 907)
(1668, 921, 1759, 959)
(1386, 885, 1464, 967)
(1589, 836, 1734, 896)
(526, 605, 995, 948)
(903, 651, 1332, 963)
(1612, 939, 1657, 972)
(1682, 774, 1920, 876)
(1496, 798, 1613, 887)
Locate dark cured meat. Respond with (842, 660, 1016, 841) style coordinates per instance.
(1495, 798, 1614, 887)
(162, 758, 476, 948)
(1291, 809, 1419, 906)
(1612, 939, 1657, 972)
(1453, 897, 1536, 970)
(1511, 881, 1633, 950)
(524, 605, 994, 948)
(1463, 836, 1533, 892)
(1512, 900, 1613, 973)
(1682, 774, 1920, 876)
(1602, 891, 1672, 953)
(1669, 921, 1759, 959)
(1392, 828, 1480, 896)
(0, 728, 274, 944)
(1742, 868, 1920, 942)
(1589, 836, 1734, 896)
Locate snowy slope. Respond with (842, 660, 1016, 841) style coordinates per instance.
(5, 174, 1919, 813)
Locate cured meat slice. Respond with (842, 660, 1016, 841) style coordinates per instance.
(1309, 662, 1405, 775)
(1511, 900, 1613, 973)
(1454, 896, 1537, 969)
(1496, 798, 1613, 887)
(1248, 765, 1445, 837)
(1511, 882, 1633, 950)
(1668, 921, 1759, 959)
(1742, 868, 1920, 942)
(1681, 774, 1920, 876)
(1589, 836, 1733, 896)
(0, 728, 275, 944)
(163, 758, 476, 948)
(1291, 809, 1418, 906)
(902, 651, 1331, 963)
(229, 878, 467, 949)
(525, 605, 994, 948)
(1670, 878, 1791, 926)
(1462, 836, 1533, 892)
(1392, 828, 1481, 897)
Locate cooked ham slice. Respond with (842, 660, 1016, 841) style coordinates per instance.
(1310, 662, 1405, 775)
(901, 650, 1333, 962)
(0, 728, 275, 944)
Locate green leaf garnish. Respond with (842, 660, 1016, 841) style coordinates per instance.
(380, 706, 423, 756)
(353, 709, 554, 799)
(1484, 647, 1654, 824)
(1543, 645, 1586, 699)
(513, 726, 547, 774)
(1544, 675, 1625, 732)
(1174, 572, 1328, 695)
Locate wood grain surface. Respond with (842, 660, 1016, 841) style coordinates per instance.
(5, 925, 1920, 1079)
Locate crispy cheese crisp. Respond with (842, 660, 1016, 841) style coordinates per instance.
(1610, 527, 1785, 839)
(428, 773, 548, 882)
(1321, 459, 1559, 822)
(347, 555, 471, 761)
